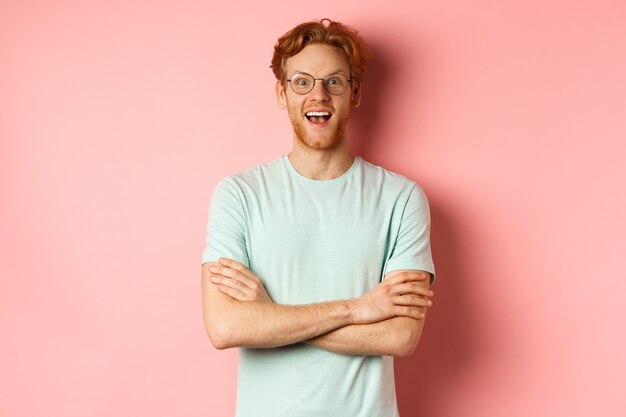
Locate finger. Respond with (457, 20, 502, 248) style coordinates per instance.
(210, 275, 254, 297)
(396, 306, 425, 320)
(393, 294, 433, 308)
(392, 282, 434, 297)
(217, 258, 261, 287)
(217, 284, 249, 301)
(219, 257, 257, 280)
(384, 271, 430, 285)
(210, 264, 259, 289)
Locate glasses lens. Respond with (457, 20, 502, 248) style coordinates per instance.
(290, 74, 314, 94)
(324, 74, 349, 95)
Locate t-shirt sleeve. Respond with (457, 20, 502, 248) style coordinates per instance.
(201, 177, 250, 268)
(383, 182, 436, 285)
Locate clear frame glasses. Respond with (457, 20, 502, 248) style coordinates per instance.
(287, 72, 351, 95)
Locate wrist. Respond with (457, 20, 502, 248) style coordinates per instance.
(344, 299, 359, 325)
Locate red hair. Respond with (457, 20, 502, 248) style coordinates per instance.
(271, 18, 372, 83)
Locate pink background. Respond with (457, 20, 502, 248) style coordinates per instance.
(1, 0, 625, 416)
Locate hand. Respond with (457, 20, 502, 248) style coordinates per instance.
(350, 271, 433, 325)
(208, 258, 273, 303)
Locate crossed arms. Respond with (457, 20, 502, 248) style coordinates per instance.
(201, 257, 434, 357)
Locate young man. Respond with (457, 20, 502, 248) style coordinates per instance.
(201, 19, 436, 417)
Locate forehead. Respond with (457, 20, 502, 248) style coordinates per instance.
(284, 43, 351, 77)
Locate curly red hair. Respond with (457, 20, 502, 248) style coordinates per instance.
(271, 18, 372, 83)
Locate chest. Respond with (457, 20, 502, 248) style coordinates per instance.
(243, 188, 396, 304)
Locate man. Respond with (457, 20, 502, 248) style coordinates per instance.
(201, 18, 435, 417)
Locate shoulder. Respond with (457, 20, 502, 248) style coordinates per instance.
(215, 155, 285, 193)
(358, 157, 424, 196)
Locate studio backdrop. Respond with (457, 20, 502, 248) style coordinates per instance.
(1, 1, 624, 416)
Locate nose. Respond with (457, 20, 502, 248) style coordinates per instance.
(308, 79, 330, 101)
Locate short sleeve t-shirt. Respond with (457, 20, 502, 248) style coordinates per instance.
(202, 154, 435, 417)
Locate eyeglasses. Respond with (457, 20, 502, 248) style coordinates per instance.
(287, 72, 351, 95)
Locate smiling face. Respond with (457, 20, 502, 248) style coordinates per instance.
(276, 43, 361, 151)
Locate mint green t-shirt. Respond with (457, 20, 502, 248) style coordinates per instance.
(202, 154, 435, 417)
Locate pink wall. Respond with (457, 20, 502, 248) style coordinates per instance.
(1, 0, 624, 416)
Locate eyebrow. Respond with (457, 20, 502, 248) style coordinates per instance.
(290, 69, 349, 78)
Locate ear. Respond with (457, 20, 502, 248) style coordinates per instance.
(351, 80, 362, 108)
(276, 80, 287, 109)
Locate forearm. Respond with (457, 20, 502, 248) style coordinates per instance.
(203, 262, 362, 349)
(203, 261, 431, 351)
(304, 314, 427, 357)
(204, 292, 355, 349)
(304, 270, 432, 357)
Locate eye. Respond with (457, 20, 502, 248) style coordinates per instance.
(292, 76, 311, 87)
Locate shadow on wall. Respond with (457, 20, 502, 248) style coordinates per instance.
(395, 200, 478, 417)
(353, 40, 481, 417)
(348, 39, 392, 156)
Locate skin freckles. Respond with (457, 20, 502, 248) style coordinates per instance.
(276, 44, 361, 153)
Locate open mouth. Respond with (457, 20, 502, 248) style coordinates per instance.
(305, 111, 332, 124)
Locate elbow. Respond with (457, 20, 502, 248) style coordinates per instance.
(393, 337, 419, 358)
(204, 319, 238, 350)
(208, 332, 232, 351)
(391, 323, 424, 358)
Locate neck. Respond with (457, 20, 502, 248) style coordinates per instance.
(287, 141, 355, 181)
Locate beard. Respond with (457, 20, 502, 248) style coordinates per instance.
(287, 106, 348, 151)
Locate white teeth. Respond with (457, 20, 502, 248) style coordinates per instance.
(306, 111, 331, 117)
